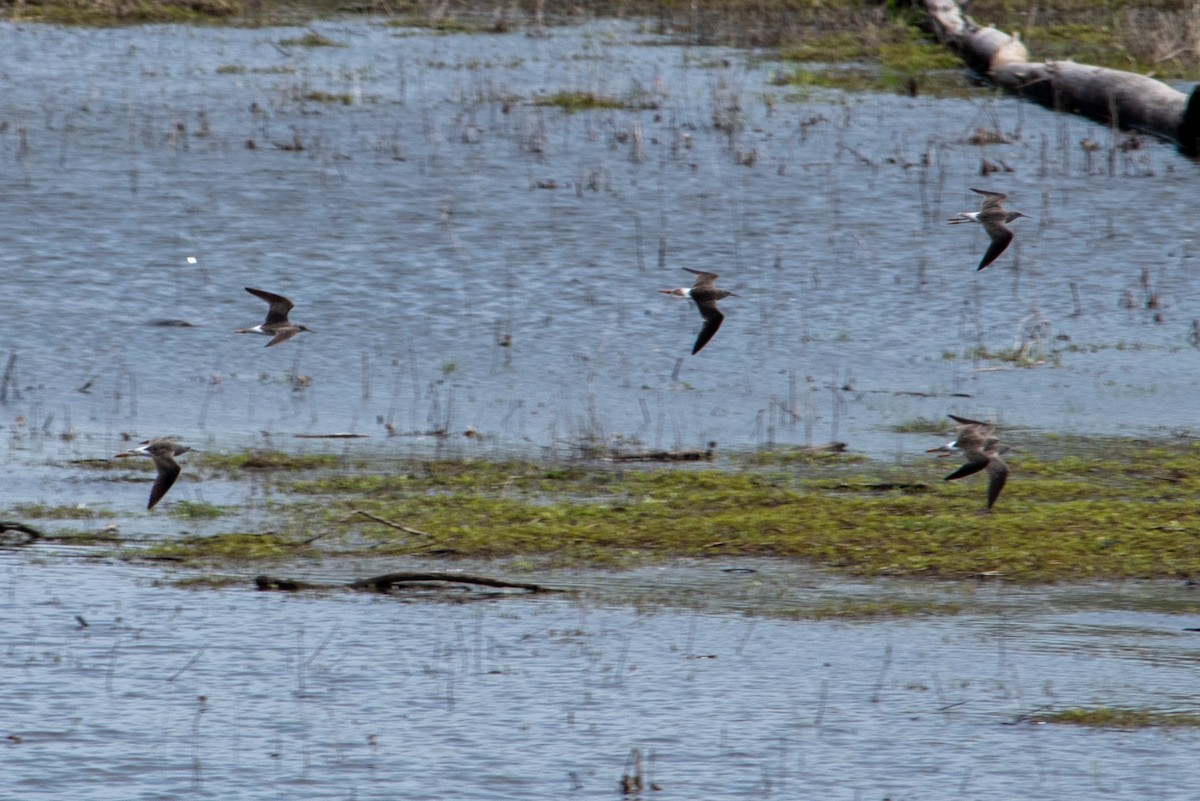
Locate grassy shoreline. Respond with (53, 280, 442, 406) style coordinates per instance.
(17, 434, 1196, 584)
(3, 0, 1198, 78)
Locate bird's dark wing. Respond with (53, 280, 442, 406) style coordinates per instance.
(245, 287, 294, 325)
(976, 228, 1013, 271)
(948, 414, 989, 427)
(970, 187, 1007, 203)
(683, 267, 720, 288)
(147, 456, 181, 510)
(985, 457, 1008, 510)
(691, 302, 725, 355)
(265, 326, 299, 348)
(944, 452, 989, 482)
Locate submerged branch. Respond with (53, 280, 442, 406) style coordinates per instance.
(349, 572, 556, 593)
(255, 571, 561, 594)
(0, 521, 43, 545)
(344, 509, 432, 538)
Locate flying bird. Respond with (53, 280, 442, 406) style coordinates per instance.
(659, 268, 737, 355)
(115, 437, 192, 510)
(235, 288, 314, 347)
(948, 188, 1029, 271)
(928, 414, 1009, 511)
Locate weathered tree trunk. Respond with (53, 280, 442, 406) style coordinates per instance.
(921, 0, 1200, 155)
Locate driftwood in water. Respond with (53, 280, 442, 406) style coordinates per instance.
(606, 441, 716, 462)
(293, 433, 369, 439)
(254, 575, 323, 591)
(255, 571, 559, 594)
(921, 0, 1200, 154)
(349, 572, 553, 593)
(0, 521, 42, 545)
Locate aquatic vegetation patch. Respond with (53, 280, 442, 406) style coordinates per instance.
(279, 31, 343, 47)
(888, 417, 950, 434)
(166, 573, 245, 589)
(216, 63, 297, 75)
(738, 447, 868, 466)
(8, 0, 239, 25)
(254, 440, 1200, 581)
(383, 13, 506, 34)
(533, 91, 659, 112)
(1025, 707, 1200, 728)
(142, 531, 308, 563)
(11, 503, 116, 520)
(197, 449, 343, 473)
(299, 90, 355, 105)
(773, 598, 964, 620)
(168, 501, 228, 520)
(774, 64, 970, 97)
(120, 436, 1200, 582)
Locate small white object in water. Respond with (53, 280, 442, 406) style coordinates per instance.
(186, 256, 197, 264)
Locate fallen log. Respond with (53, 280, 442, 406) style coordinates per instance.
(921, 0, 1200, 154)
(254, 571, 560, 594)
(349, 572, 553, 593)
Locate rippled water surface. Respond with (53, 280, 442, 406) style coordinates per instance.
(4, 555, 1200, 799)
(1, 19, 1198, 473)
(3, 20, 1200, 799)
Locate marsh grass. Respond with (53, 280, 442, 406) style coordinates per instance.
(10, 0, 239, 25)
(1027, 707, 1200, 728)
(168, 573, 245, 589)
(168, 500, 229, 519)
(278, 30, 342, 47)
(777, 598, 964, 620)
(146, 436, 1200, 582)
(145, 531, 304, 561)
(971, 0, 1200, 77)
(888, 417, 948, 434)
(299, 89, 355, 105)
(7, 0, 1199, 77)
(11, 503, 116, 520)
(196, 450, 343, 472)
(738, 447, 868, 466)
(533, 91, 660, 112)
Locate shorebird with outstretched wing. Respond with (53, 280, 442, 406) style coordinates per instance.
(236, 287, 314, 347)
(928, 414, 1010, 511)
(659, 268, 737, 355)
(948, 188, 1029, 271)
(115, 437, 192, 510)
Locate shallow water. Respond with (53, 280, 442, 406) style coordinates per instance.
(0, 19, 1198, 482)
(4, 553, 1200, 799)
(3, 20, 1200, 798)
